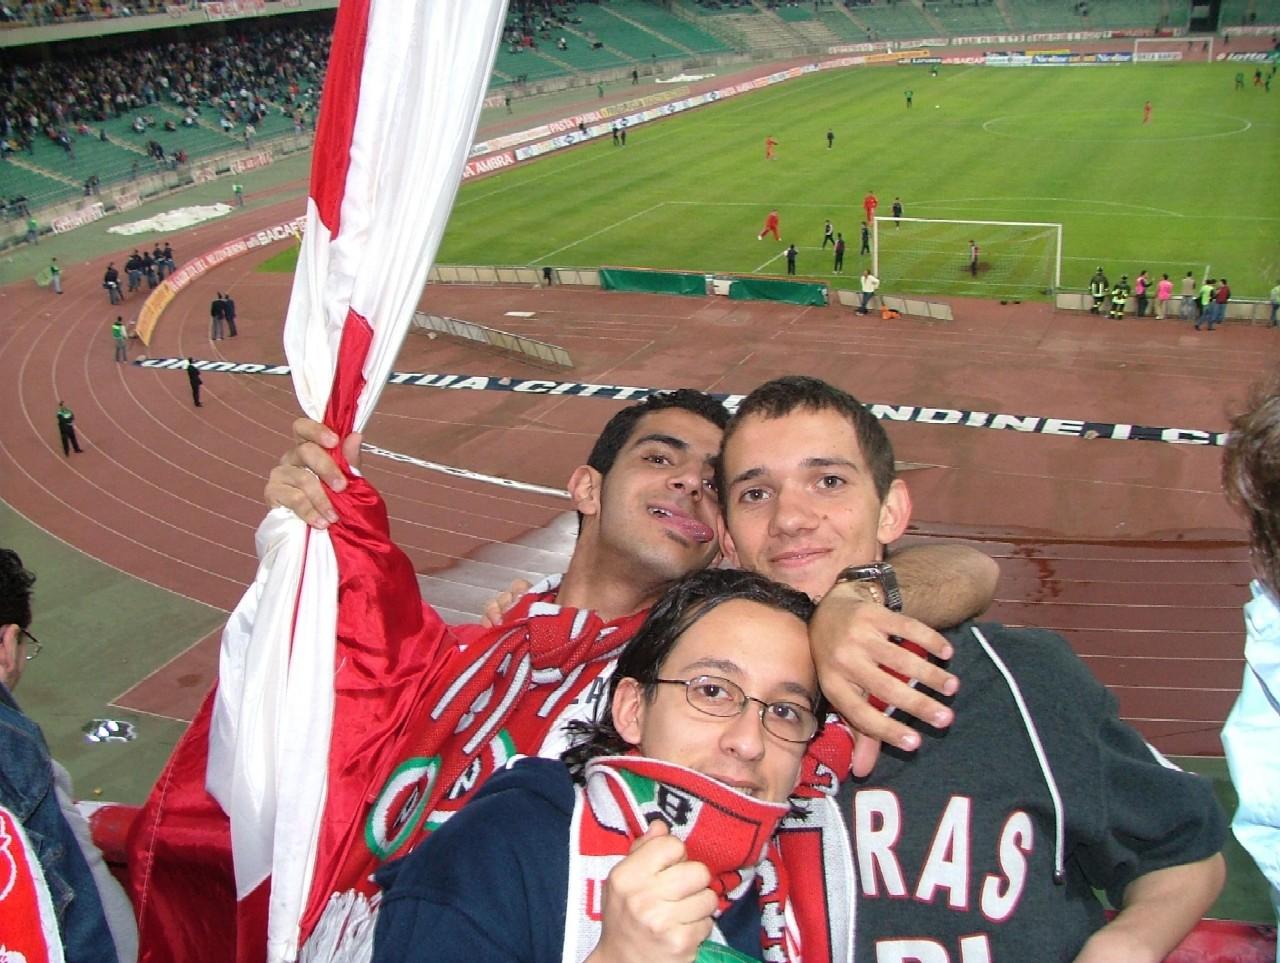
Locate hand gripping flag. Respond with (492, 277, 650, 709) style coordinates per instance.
(126, 3, 507, 961)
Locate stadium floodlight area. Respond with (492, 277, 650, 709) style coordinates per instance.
(1133, 36, 1208, 62)
(872, 216, 1063, 301)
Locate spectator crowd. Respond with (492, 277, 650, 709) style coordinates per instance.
(0, 19, 331, 162)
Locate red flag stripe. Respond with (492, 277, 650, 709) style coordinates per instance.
(309, 0, 371, 236)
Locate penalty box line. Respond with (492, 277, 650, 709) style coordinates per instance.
(530, 202, 667, 264)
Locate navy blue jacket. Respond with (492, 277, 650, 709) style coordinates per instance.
(0, 682, 117, 963)
(373, 757, 762, 961)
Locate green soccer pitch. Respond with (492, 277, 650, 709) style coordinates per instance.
(438, 61, 1279, 302)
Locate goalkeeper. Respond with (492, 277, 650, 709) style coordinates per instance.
(1089, 267, 1109, 315)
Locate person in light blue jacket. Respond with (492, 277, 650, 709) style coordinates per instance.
(1221, 369, 1280, 944)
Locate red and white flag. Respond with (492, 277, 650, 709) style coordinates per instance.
(128, 3, 507, 961)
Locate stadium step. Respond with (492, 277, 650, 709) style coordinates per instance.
(911, 0, 948, 36)
(605, 6, 697, 57)
(6, 155, 80, 189)
(991, 0, 1018, 31)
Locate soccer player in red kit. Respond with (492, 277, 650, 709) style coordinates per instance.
(758, 209, 781, 241)
(765, 135, 778, 159)
(1143, 100, 1152, 124)
(863, 191, 878, 224)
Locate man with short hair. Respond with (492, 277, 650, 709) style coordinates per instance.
(858, 268, 880, 315)
(1196, 277, 1216, 330)
(1180, 270, 1198, 321)
(103, 263, 120, 304)
(0, 549, 120, 962)
(112, 316, 128, 363)
(56, 401, 83, 456)
(1269, 279, 1279, 327)
(785, 243, 798, 276)
(822, 218, 835, 248)
(1213, 277, 1231, 327)
(210, 292, 226, 341)
(758, 209, 780, 242)
(1134, 269, 1150, 317)
(860, 221, 871, 256)
(223, 291, 238, 338)
(833, 232, 845, 273)
(1155, 271, 1173, 319)
(372, 569, 855, 962)
(714, 376, 1227, 961)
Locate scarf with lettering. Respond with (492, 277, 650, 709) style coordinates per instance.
(565, 738, 855, 963)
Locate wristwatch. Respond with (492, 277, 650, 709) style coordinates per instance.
(834, 562, 903, 612)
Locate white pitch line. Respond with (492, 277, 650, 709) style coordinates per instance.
(530, 202, 666, 264)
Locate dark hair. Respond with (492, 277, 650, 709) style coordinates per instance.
(1223, 369, 1280, 595)
(577, 389, 729, 527)
(561, 568, 818, 780)
(716, 375, 896, 505)
(0, 549, 36, 632)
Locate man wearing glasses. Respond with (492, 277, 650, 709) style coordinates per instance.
(372, 568, 856, 962)
(0, 548, 125, 962)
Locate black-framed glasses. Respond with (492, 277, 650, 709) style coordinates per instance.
(654, 675, 819, 744)
(19, 628, 41, 661)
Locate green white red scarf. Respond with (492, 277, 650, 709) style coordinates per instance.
(565, 746, 854, 963)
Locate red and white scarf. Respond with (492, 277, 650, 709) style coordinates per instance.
(0, 803, 64, 963)
(566, 741, 855, 963)
(299, 584, 650, 960)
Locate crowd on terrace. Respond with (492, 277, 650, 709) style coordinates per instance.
(0, 21, 330, 156)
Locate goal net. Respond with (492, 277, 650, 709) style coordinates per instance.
(1133, 36, 1208, 63)
(872, 216, 1062, 301)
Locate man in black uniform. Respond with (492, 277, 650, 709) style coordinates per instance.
(223, 292, 238, 338)
(185, 358, 204, 408)
(102, 263, 121, 304)
(826, 128, 834, 149)
(859, 221, 871, 255)
(891, 197, 903, 228)
(1089, 266, 1109, 314)
(785, 243, 798, 276)
(56, 401, 83, 456)
(126, 251, 143, 293)
(1110, 274, 1130, 319)
(833, 232, 845, 273)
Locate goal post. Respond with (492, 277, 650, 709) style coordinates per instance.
(872, 216, 1063, 300)
(1133, 35, 1206, 62)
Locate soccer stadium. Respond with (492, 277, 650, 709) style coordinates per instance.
(0, 0, 1278, 959)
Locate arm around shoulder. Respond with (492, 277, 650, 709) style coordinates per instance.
(891, 542, 999, 629)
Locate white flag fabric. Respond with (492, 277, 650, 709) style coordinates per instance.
(205, 2, 507, 959)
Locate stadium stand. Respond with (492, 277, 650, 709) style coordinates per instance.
(566, 2, 685, 60)
(998, 0, 1089, 31)
(817, 7, 874, 41)
(1, 17, 329, 207)
(1221, 0, 1280, 25)
(850, 1, 937, 40)
(772, 3, 816, 22)
(1083, 0, 1167, 30)
(924, 1, 1012, 35)
(615, 0, 731, 52)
